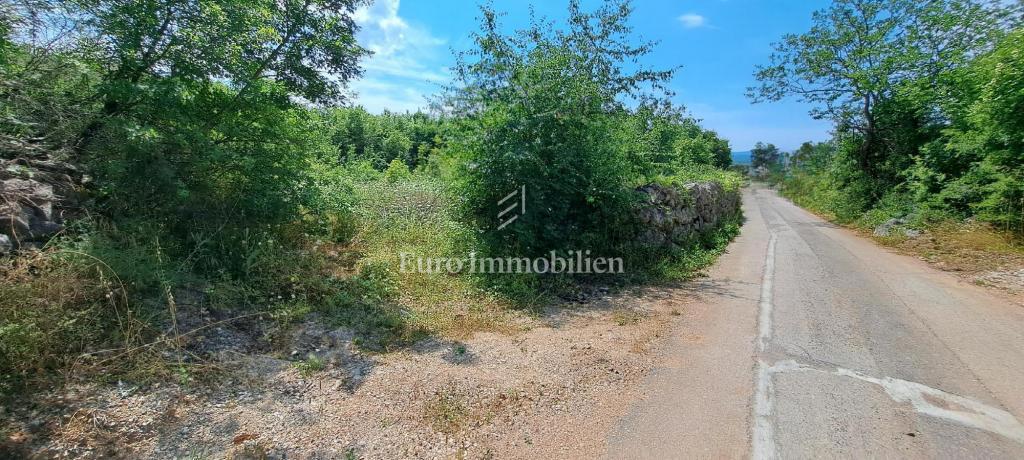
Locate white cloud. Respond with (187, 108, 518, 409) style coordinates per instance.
(678, 13, 707, 29)
(349, 79, 432, 113)
(354, 0, 445, 61)
(350, 0, 449, 113)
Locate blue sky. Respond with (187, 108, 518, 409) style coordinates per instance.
(350, 0, 835, 152)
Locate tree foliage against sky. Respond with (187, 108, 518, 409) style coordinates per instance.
(751, 142, 781, 170)
(748, 0, 1014, 131)
(756, 0, 1024, 232)
(74, 0, 369, 102)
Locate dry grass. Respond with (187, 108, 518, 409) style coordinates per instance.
(0, 249, 147, 392)
(611, 308, 647, 326)
(424, 389, 470, 435)
(875, 221, 1024, 274)
(394, 270, 523, 338)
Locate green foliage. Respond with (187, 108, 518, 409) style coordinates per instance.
(656, 164, 745, 194)
(294, 354, 326, 377)
(933, 29, 1024, 230)
(751, 0, 1018, 187)
(443, 1, 730, 261)
(792, 27, 1024, 231)
(628, 108, 733, 173)
(750, 142, 782, 170)
(0, 0, 746, 394)
(0, 42, 101, 155)
(643, 215, 743, 281)
(761, 1, 1024, 234)
(383, 158, 412, 183)
(88, 82, 335, 249)
(325, 107, 447, 169)
(76, 0, 369, 105)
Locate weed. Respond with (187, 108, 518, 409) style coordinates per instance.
(424, 390, 469, 435)
(0, 242, 148, 395)
(612, 309, 645, 326)
(294, 354, 326, 377)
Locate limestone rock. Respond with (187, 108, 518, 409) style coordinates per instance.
(636, 182, 740, 248)
(0, 160, 77, 250)
(873, 218, 907, 237)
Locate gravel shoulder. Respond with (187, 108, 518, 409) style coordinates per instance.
(4, 281, 708, 459)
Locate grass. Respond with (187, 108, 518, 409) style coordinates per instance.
(612, 309, 646, 326)
(424, 390, 470, 435)
(778, 173, 1024, 276)
(643, 217, 743, 281)
(0, 166, 745, 400)
(0, 245, 147, 395)
(341, 176, 523, 340)
(875, 220, 1024, 274)
(294, 355, 326, 377)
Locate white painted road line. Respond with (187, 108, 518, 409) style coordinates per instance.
(757, 233, 777, 353)
(752, 359, 777, 460)
(767, 360, 1024, 445)
(752, 232, 778, 460)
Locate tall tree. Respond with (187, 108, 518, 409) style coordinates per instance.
(66, 0, 370, 145)
(747, 0, 1016, 177)
(751, 142, 781, 170)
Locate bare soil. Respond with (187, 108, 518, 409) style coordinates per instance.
(2, 284, 701, 459)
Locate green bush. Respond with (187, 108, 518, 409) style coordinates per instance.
(658, 164, 745, 193)
(444, 2, 734, 262)
(384, 158, 413, 183)
(781, 29, 1024, 234)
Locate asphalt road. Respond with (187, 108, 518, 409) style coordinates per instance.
(605, 184, 1024, 459)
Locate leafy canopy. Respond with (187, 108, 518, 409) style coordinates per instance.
(747, 0, 1015, 130)
(71, 0, 370, 105)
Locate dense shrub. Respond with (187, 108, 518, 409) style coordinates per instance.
(443, 1, 733, 261)
(324, 108, 448, 170)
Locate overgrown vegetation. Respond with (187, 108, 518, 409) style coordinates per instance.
(750, 0, 1024, 237)
(0, 0, 741, 396)
(443, 1, 734, 267)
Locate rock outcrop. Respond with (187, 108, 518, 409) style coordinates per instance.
(0, 157, 81, 253)
(873, 217, 922, 238)
(636, 182, 741, 248)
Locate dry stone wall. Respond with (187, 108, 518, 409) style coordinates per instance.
(636, 182, 741, 248)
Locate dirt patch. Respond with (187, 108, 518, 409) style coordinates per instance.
(872, 223, 1024, 301)
(2, 284, 695, 459)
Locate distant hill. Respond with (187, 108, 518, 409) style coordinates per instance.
(731, 150, 752, 165)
